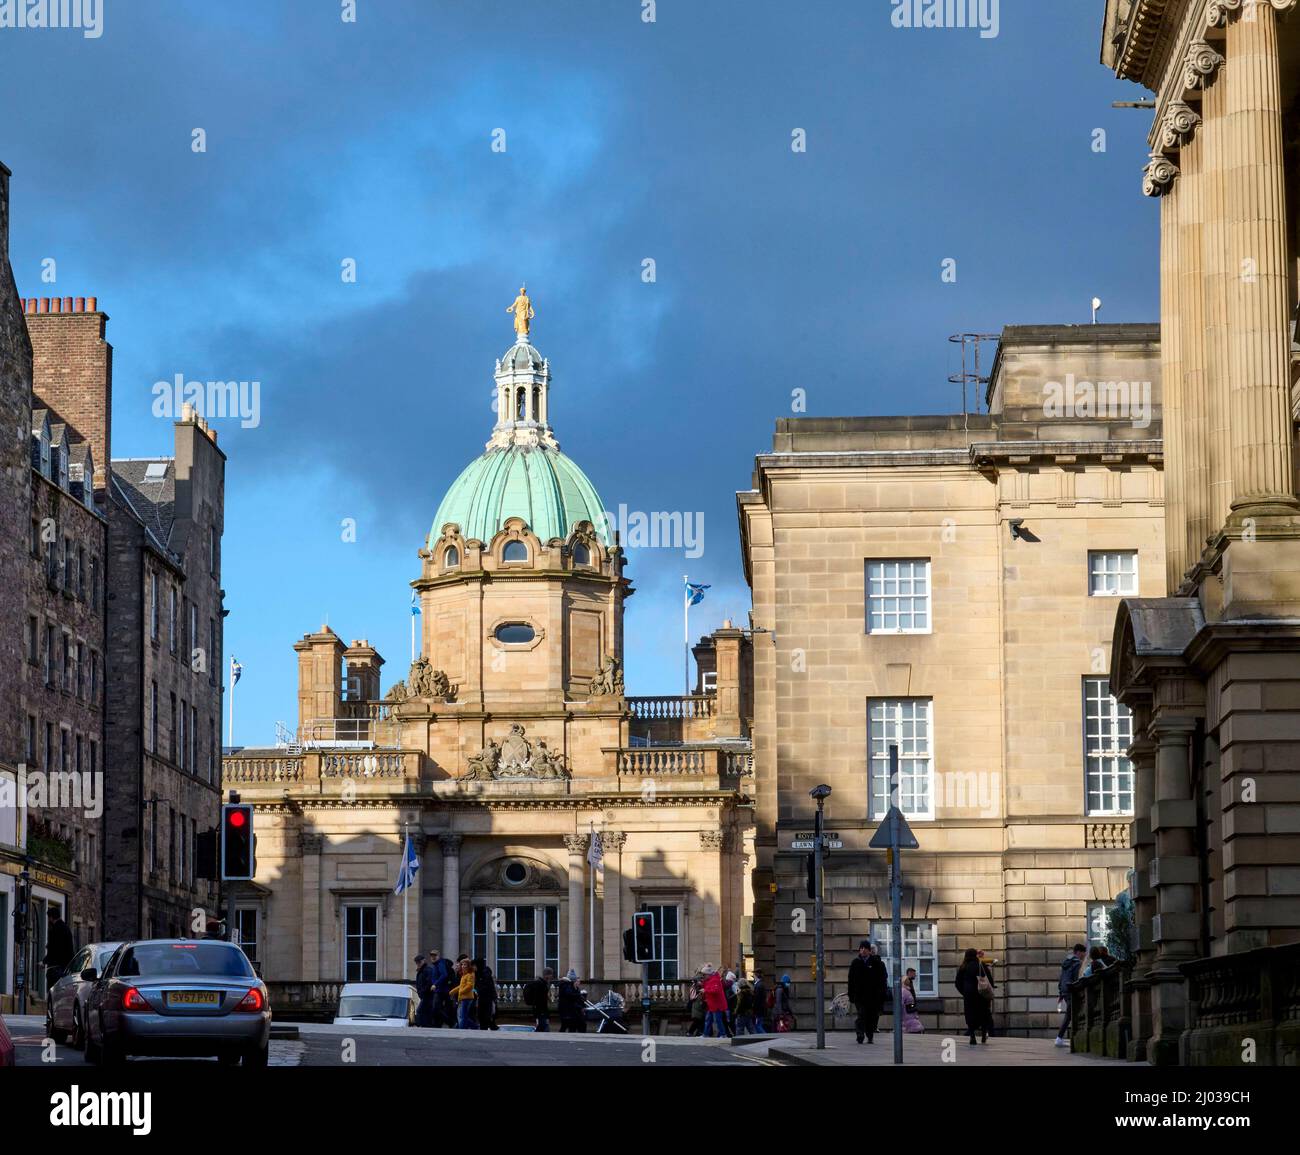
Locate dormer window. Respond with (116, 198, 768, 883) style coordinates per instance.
(36, 432, 50, 478)
(572, 543, 590, 566)
(502, 541, 529, 564)
(444, 546, 460, 568)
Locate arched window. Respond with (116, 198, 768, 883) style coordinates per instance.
(444, 546, 459, 568)
(502, 540, 529, 564)
(531, 386, 540, 420)
(515, 387, 526, 421)
(572, 543, 590, 566)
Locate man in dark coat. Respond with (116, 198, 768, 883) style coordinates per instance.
(1053, 942, 1088, 1047)
(429, 950, 456, 1027)
(556, 969, 587, 1032)
(523, 967, 554, 1031)
(413, 954, 435, 1027)
(846, 940, 889, 1044)
(43, 907, 75, 999)
(751, 971, 768, 1034)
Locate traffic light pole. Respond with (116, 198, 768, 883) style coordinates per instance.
(642, 960, 651, 1037)
(890, 743, 903, 1066)
(814, 795, 825, 1051)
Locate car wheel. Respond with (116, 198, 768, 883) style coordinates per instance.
(243, 1043, 269, 1068)
(71, 1004, 85, 1051)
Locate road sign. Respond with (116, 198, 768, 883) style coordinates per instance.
(792, 837, 843, 850)
(869, 806, 918, 850)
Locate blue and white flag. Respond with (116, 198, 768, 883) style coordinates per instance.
(685, 580, 710, 607)
(587, 831, 603, 871)
(410, 590, 421, 617)
(230, 657, 242, 686)
(394, 834, 420, 895)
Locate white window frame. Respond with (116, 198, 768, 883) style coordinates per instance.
(870, 921, 939, 998)
(234, 907, 259, 963)
(868, 698, 935, 820)
(470, 902, 559, 982)
(641, 903, 681, 982)
(343, 903, 380, 982)
(866, 559, 932, 634)
(1088, 550, 1138, 597)
(1083, 677, 1135, 816)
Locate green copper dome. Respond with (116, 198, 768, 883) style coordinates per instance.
(430, 444, 610, 548)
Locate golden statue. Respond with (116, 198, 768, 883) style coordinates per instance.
(507, 285, 535, 339)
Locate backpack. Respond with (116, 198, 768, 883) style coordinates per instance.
(523, 979, 546, 1009)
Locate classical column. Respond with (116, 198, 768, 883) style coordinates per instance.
(600, 831, 626, 978)
(563, 834, 587, 976)
(1201, 70, 1236, 535)
(299, 832, 323, 981)
(1160, 180, 1188, 587)
(1225, 1, 1300, 515)
(698, 830, 726, 970)
(1125, 718, 1158, 1062)
(439, 833, 462, 958)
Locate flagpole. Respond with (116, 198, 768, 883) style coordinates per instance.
(227, 657, 235, 747)
(588, 821, 595, 980)
(683, 574, 689, 696)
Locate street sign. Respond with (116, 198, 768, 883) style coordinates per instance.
(869, 806, 918, 850)
(792, 837, 843, 850)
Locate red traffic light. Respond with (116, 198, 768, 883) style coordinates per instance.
(227, 810, 247, 828)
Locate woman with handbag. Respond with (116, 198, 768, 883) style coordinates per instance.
(901, 967, 925, 1034)
(954, 948, 995, 1045)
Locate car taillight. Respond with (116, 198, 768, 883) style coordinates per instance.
(122, 987, 151, 1012)
(236, 987, 265, 1012)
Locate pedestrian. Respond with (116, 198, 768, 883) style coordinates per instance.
(452, 959, 478, 1029)
(1082, 945, 1110, 978)
(700, 964, 730, 1038)
(772, 974, 796, 1032)
(557, 969, 586, 1032)
(686, 972, 706, 1036)
(847, 939, 889, 1044)
(414, 953, 435, 1027)
(954, 947, 995, 1045)
(724, 970, 738, 1034)
(42, 906, 74, 1000)
(523, 967, 553, 1031)
(1054, 942, 1088, 1048)
(901, 967, 924, 1034)
(751, 970, 768, 1034)
(733, 980, 755, 1035)
(429, 949, 455, 1027)
(474, 958, 498, 1030)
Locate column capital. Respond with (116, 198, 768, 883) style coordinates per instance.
(1182, 38, 1224, 90)
(601, 830, 627, 852)
(1159, 100, 1202, 151)
(563, 833, 589, 855)
(438, 832, 463, 855)
(700, 829, 726, 851)
(1207, 0, 1297, 28)
(1143, 152, 1180, 198)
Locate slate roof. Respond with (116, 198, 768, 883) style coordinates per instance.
(111, 458, 177, 556)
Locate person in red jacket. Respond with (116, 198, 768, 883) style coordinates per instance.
(700, 964, 731, 1038)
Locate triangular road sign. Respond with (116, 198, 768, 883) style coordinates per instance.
(869, 805, 919, 850)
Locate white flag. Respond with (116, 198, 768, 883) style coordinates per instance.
(587, 832, 603, 871)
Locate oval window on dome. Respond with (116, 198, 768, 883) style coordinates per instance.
(572, 543, 591, 566)
(495, 622, 536, 645)
(502, 541, 529, 563)
(444, 546, 459, 568)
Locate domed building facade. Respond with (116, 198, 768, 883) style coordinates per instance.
(223, 299, 754, 1015)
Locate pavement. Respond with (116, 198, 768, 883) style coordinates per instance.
(761, 1028, 1127, 1066)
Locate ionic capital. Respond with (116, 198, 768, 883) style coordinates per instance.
(1182, 38, 1225, 90)
(1142, 152, 1180, 197)
(1159, 100, 1202, 151)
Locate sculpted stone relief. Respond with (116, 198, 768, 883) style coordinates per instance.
(386, 657, 458, 703)
(589, 654, 624, 697)
(463, 724, 569, 781)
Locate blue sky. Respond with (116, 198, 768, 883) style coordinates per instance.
(0, 0, 1158, 744)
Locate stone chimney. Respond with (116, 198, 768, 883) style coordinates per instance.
(711, 623, 751, 740)
(343, 639, 384, 702)
(294, 626, 347, 737)
(172, 403, 226, 561)
(24, 294, 112, 488)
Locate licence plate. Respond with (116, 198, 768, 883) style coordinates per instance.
(167, 991, 221, 1007)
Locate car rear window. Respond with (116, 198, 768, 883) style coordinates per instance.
(116, 943, 255, 979)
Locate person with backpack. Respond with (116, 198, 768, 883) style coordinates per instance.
(523, 967, 554, 1031)
(413, 953, 436, 1027)
(772, 974, 796, 1032)
(1054, 942, 1088, 1047)
(733, 980, 755, 1035)
(954, 947, 995, 1045)
(557, 969, 587, 1032)
(686, 972, 707, 1036)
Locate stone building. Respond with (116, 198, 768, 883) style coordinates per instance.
(1101, 0, 1300, 1064)
(738, 324, 1165, 1035)
(0, 162, 110, 1008)
(223, 309, 753, 1003)
(102, 410, 227, 941)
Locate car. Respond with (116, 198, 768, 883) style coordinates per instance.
(332, 982, 418, 1028)
(0, 1013, 14, 1067)
(82, 939, 271, 1066)
(46, 941, 123, 1049)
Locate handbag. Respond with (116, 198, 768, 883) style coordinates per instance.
(977, 966, 994, 1001)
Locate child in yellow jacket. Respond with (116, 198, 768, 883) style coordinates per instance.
(452, 961, 478, 1029)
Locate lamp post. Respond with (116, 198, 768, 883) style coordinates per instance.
(809, 784, 832, 1050)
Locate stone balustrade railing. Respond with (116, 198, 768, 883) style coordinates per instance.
(1180, 942, 1300, 1065)
(627, 695, 716, 721)
(1068, 960, 1135, 1059)
(224, 750, 421, 785)
(339, 700, 392, 722)
(223, 756, 304, 784)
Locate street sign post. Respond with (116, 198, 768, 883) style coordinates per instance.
(809, 784, 833, 1050)
(869, 745, 919, 1066)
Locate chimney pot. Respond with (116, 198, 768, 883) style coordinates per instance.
(74, 297, 85, 312)
(62, 296, 72, 312)
(87, 296, 97, 312)
(39, 298, 49, 313)
(52, 298, 62, 313)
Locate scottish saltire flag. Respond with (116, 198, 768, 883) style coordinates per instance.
(394, 835, 420, 895)
(230, 657, 242, 686)
(587, 831, 603, 871)
(410, 590, 421, 616)
(685, 580, 710, 606)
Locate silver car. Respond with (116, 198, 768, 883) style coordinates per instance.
(46, 941, 123, 1049)
(82, 939, 271, 1066)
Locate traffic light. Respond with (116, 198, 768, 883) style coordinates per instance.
(632, 911, 655, 962)
(221, 803, 254, 880)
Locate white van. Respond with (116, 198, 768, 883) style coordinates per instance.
(332, 983, 419, 1028)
